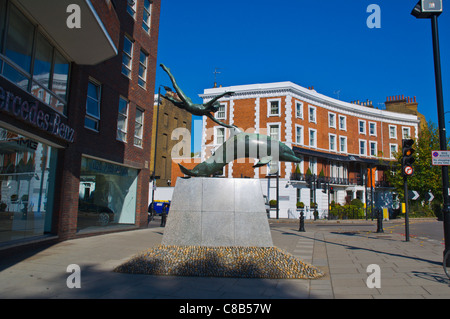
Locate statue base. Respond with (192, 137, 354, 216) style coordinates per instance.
(161, 178, 273, 247)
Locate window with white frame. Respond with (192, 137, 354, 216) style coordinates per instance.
(269, 124, 280, 141)
(329, 134, 337, 151)
(134, 107, 144, 147)
(389, 125, 397, 139)
(85, 80, 101, 131)
(309, 106, 316, 123)
(216, 103, 226, 119)
(117, 97, 128, 141)
(138, 50, 148, 88)
(215, 127, 225, 145)
(369, 141, 377, 157)
(402, 127, 411, 139)
(339, 115, 346, 130)
(295, 101, 303, 119)
(369, 122, 377, 136)
(390, 144, 398, 159)
(359, 140, 367, 156)
(295, 125, 303, 145)
(122, 36, 133, 78)
(268, 99, 280, 116)
(309, 129, 317, 148)
(126, 0, 136, 18)
(142, 0, 152, 33)
(358, 120, 366, 134)
(329, 113, 336, 128)
(339, 136, 347, 153)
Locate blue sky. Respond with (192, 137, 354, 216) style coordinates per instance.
(154, 0, 450, 153)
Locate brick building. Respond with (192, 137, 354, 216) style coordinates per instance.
(0, 0, 160, 249)
(150, 91, 192, 190)
(172, 82, 421, 219)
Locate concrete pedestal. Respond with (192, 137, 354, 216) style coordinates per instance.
(161, 178, 273, 247)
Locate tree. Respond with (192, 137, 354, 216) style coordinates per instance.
(387, 121, 447, 206)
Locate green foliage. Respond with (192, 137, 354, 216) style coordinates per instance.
(386, 121, 448, 216)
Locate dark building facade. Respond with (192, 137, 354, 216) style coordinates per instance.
(0, 0, 160, 249)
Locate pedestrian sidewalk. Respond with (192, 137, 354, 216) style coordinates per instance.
(0, 219, 448, 299)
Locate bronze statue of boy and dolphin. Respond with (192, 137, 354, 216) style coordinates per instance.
(160, 64, 303, 177)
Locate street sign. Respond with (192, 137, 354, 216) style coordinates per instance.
(404, 166, 414, 176)
(409, 190, 420, 200)
(432, 151, 450, 165)
(425, 192, 435, 202)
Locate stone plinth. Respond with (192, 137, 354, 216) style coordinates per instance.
(161, 178, 273, 247)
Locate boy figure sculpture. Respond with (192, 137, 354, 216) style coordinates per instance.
(160, 64, 236, 129)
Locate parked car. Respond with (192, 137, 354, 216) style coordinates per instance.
(148, 200, 170, 222)
(78, 200, 115, 226)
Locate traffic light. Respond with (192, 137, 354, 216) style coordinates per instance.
(329, 186, 334, 194)
(401, 139, 415, 176)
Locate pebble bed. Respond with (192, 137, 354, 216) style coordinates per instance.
(114, 245, 324, 279)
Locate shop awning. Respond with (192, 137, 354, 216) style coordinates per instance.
(16, 0, 118, 65)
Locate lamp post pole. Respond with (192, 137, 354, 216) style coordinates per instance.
(430, 14, 450, 262)
(151, 86, 162, 204)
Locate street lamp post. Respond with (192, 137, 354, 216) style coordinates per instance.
(411, 0, 450, 263)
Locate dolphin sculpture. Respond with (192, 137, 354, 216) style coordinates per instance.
(179, 130, 302, 177)
(160, 64, 236, 129)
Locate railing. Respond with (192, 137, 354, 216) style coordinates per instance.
(290, 173, 362, 186)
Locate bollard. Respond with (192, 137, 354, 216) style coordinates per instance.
(376, 208, 384, 233)
(299, 210, 305, 232)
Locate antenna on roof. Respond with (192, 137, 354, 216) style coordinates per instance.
(334, 90, 341, 100)
(213, 68, 222, 88)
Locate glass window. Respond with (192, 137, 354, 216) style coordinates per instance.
(389, 125, 397, 138)
(309, 129, 316, 147)
(52, 51, 69, 102)
(142, 0, 152, 33)
(370, 142, 377, 156)
(309, 106, 316, 122)
(269, 124, 279, 141)
(117, 97, 128, 142)
(78, 157, 138, 232)
(339, 115, 346, 130)
(0, 0, 6, 52)
(329, 113, 336, 128)
(138, 50, 148, 88)
(340, 137, 347, 153)
(269, 100, 279, 116)
(216, 103, 226, 119)
(359, 120, 366, 134)
(216, 127, 225, 145)
(296, 102, 303, 118)
(126, 0, 136, 18)
(329, 135, 336, 151)
(296, 126, 303, 144)
(33, 33, 53, 88)
(5, 5, 34, 73)
(369, 122, 376, 136)
(360, 140, 366, 155)
(122, 36, 133, 78)
(0, 127, 58, 244)
(85, 81, 101, 131)
(134, 108, 144, 146)
(403, 127, 411, 139)
(390, 144, 398, 158)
